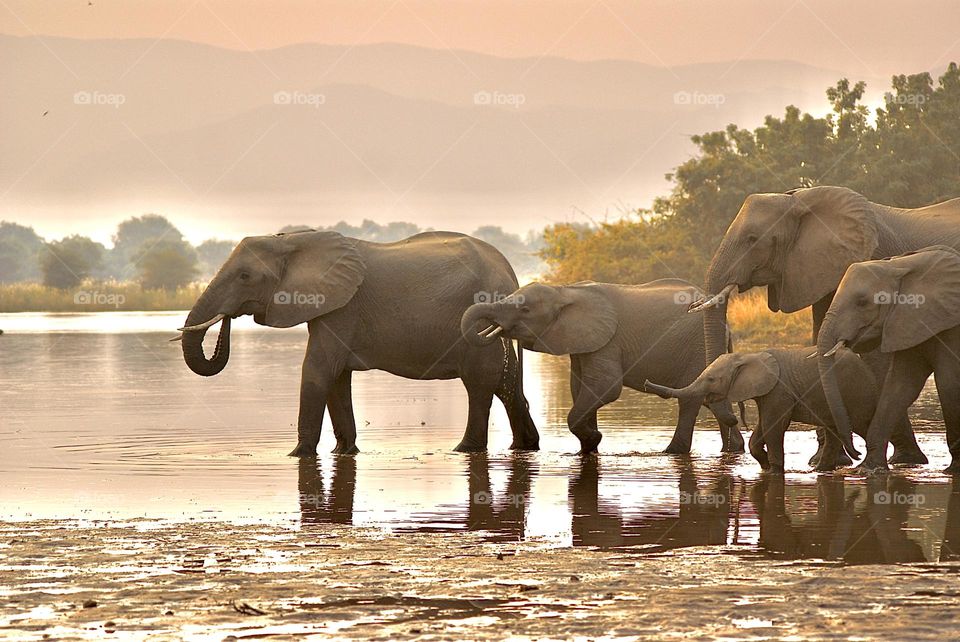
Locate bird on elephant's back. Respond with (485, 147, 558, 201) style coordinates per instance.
(691, 186, 960, 467)
(176, 230, 539, 457)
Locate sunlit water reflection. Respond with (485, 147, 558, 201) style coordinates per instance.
(1, 312, 957, 564)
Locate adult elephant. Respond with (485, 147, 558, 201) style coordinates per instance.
(177, 230, 539, 456)
(817, 246, 960, 473)
(692, 185, 960, 466)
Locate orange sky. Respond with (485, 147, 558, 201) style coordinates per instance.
(1, 0, 958, 76)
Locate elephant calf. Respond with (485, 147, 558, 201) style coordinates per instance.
(645, 347, 878, 473)
(461, 279, 745, 454)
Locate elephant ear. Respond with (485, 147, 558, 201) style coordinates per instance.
(533, 283, 618, 355)
(881, 246, 960, 353)
(779, 186, 878, 312)
(727, 352, 780, 402)
(263, 231, 366, 328)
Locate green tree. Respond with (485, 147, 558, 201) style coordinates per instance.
(0, 222, 45, 283)
(40, 236, 104, 289)
(109, 214, 185, 279)
(135, 239, 199, 291)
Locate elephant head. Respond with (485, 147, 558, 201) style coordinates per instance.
(644, 351, 779, 404)
(817, 246, 960, 457)
(460, 282, 617, 355)
(696, 186, 878, 366)
(179, 230, 365, 376)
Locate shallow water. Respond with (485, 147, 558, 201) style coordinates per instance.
(1, 312, 957, 565)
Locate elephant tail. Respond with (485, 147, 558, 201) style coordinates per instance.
(496, 338, 539, 450)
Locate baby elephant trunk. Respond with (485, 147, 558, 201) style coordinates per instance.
(644, 380, 696, 400)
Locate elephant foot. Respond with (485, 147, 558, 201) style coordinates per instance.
(855, 456, 890, 475)
(888, 445, 929, 466)
(813, 450, 853, 472)
(663, 438, 691, 455)
(453, 440, 486, 453)
(509, 439, 540, 451)
(575, 431, 603, 455)
(943, 460, 960, 475)
(721, 430, 745, 453)
(766, 463, 785, 475)
(288, 442, 318, 457)
(332, 442, 359, 455)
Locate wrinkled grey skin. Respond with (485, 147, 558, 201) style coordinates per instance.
(181, 230, 539, 456)
(697, 185, 960, 467)
(461, 279, 744, 454)
(817, 246, 960, 474)
(645, 347, 878, 473)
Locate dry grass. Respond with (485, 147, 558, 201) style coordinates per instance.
(0, 281, 203, 313)
(727, 289, 811, 348)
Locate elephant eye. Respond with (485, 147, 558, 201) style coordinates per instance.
(746, 233, 759, 243)
(239, 271, 251, 281)
(520, 306, 531, 314)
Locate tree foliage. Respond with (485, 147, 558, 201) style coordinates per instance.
(135, 239, 199, 291)
(541, 64, 960, 285)
(40, 235, 105, 289)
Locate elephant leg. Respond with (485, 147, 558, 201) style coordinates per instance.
(809, 427, 853, 470)
(568, 360, 620, 454)
(710, 400, 745, 453)
(887, 414, 928, 465)
(758, 402, 792, 474)
(860, 352, 931, 472)
(933, 360, 960, 474)
(328, 370, 359, 455)
(749, 413, 770, 470)
(809, 428, 826, 467)
(455, 375, 495, 453)
(290, 353, 333, 458)
(664, 397, 700, 454)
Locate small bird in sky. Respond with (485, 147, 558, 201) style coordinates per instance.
(42, 110, 49, 116)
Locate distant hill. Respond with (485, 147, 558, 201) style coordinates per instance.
(0, 35, 881, 238)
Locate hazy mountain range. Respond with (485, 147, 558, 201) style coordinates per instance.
(1, 34, 885, 242)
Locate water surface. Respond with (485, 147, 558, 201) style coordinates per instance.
(1, 312, 957, 564)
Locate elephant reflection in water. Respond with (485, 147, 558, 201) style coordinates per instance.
(297, 453, 537, 542)
(569, 456, 735, 550)
(298, 456, 357, 524)
(750, 475, 949, 563)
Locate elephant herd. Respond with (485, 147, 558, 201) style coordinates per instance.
(178, 185, 960, 474)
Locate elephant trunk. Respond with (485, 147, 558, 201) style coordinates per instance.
(703, 245, 735, 366)
(461, 302, 502, 347)
(181, 286, 231, 377)
(816, 314, 860, 460)
(644, 379, 700, 400)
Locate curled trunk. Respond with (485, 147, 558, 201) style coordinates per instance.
(460, 302, 500, 347)
(816, 315, 860, 460)
(181, 290, 231, 376)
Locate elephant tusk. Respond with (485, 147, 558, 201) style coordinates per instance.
(822, 340, 846, 357)
(686, 297, 706, 313)
(688, 284, 737, 313)
(484, 326, 503, 339)
(169, 334, 184, 342)
(479, 324, 497, 336)
(178, 313, 226, 332)
(805, 349, 818, 359)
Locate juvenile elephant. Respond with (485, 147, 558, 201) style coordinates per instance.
(460, 279, 744, 454)
(692, 186, 960, 467)
(645, 347, 878, 473)
(817, 245, 960, 473)
(177, 230, 539, 456)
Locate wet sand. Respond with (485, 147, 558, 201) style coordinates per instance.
(4, 518, 959, 640)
